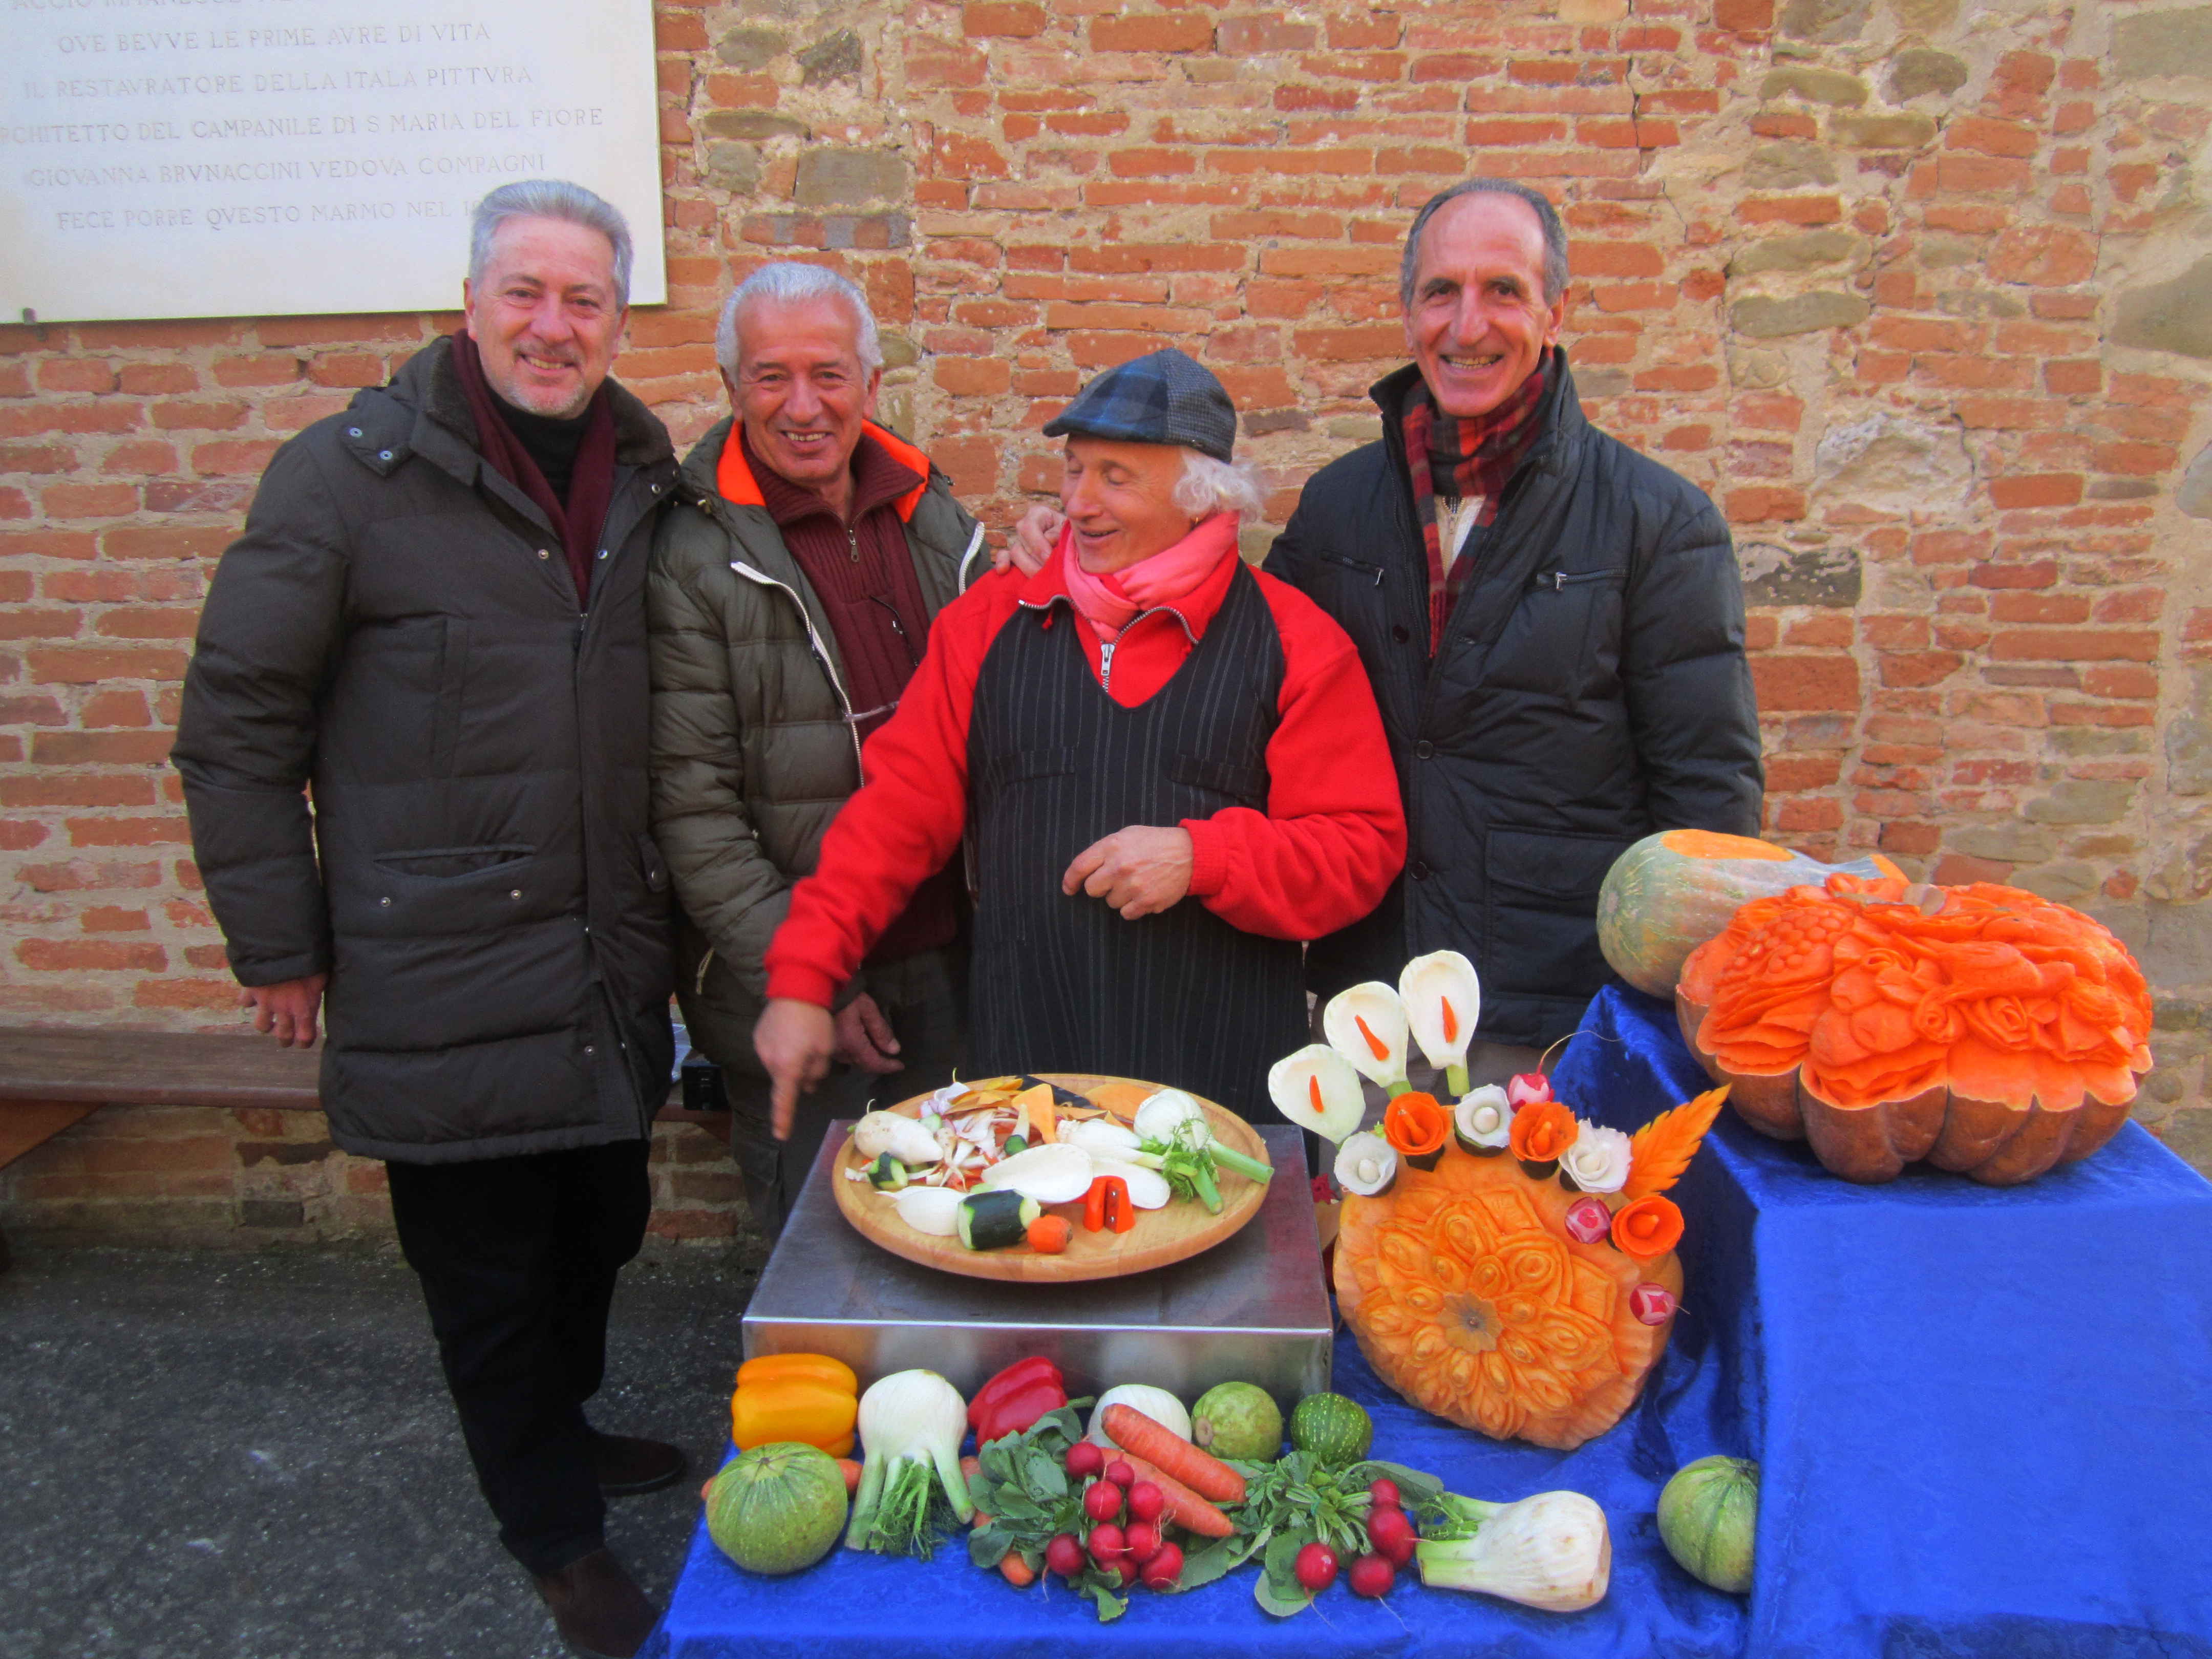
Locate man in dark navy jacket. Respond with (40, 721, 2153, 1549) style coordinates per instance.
(1263, 179, 1763, 1061)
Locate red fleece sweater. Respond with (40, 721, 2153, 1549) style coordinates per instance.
(764, 547, 1407, 1008)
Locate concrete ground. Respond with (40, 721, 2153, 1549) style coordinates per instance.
(0, 1242, 759, 1659)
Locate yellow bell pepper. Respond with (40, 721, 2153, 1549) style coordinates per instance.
(735, 1352, 858, 1395)
(730, 1379, 859, 1454)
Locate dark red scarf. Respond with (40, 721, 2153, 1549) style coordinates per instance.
(1401, 351, 1551, 652)
(450, 331, 618, 607)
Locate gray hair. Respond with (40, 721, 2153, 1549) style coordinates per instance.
(717, 262, 883, 378)
(1399, 179, 1570, 309)
(1174, 450, 1265, 519)
(469, 180, 634, 305)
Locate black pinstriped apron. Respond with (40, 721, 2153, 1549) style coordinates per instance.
(964, 563, 1308, 1119)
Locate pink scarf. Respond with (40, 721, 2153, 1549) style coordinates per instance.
(1057, 512, 1241, 642)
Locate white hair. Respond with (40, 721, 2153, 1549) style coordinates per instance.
(469, 180, 633, 305)
(1174, 449, 1265, 518)
(716, 262, 883, 378)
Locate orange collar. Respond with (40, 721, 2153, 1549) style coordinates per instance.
(714, 421, 931, 522)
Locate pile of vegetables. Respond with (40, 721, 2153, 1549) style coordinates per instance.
(848, 1078, 1273, 1255)
(705, 1358, 1630, 1624)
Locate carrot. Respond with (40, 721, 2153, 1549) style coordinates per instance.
(836, 1457, 862, 1496)
(1026, 1213, 1071, 1254)
(998, 1550, 1037, 1587)
(1100, 1403, 1247, 1504)
(1113, 1451, 1236, 1538)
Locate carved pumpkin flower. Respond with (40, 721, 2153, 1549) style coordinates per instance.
(1609, 1195, 1685, 1261)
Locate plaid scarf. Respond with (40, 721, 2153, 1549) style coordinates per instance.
(1400, 352, 1551, 652)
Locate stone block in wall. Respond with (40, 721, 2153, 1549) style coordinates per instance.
(1812, 412, 1972, 513)
(1731, 292, 1871, 337)
(2179, 445, 2212, 520)
(1740, 542, 1862, 607)
(795, 148, 912, 208)
(2111, 8, 2212, 81)
(2112, 256, 2212, 359)
(1887, 49, 1969, 101)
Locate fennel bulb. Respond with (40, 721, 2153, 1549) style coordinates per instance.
(846, 1369, 973, 1557)
(1415, 1490, 1612, 1612)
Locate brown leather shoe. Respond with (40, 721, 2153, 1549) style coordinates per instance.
(591, 1432, 689, 1496)
(533, 1547, 658, 1659)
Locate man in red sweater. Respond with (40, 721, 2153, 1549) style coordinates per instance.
(755, 349, 1406, 1126)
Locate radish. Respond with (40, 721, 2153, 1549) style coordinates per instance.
(1123, 1522, 1161, 1564)
(1064, 1441, 1104, 1479)
(1141, 1542, 1184, 1590)
(1294, 1541, 1339, 1593)
(1088, 1522, 1126, 1565)
(1126, 1480, 1165, 1523)
(1083, 1479, 1124, 1523)
(1045, 1534, 1085, 1580)
(1349, 1553, 1396, 1598)
(1104, 1458, 1135, 1489)
(1368, 1503, 1417, 1566)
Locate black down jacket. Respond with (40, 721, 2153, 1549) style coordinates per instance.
(173, 336, 681, 1163)
(1264, 354, 1763, 1048)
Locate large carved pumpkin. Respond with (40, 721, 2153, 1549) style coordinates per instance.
(1677, 874, 2152, 1185)
(1597, 829, 1905, 997)
(1333, 1148, 1683, 1451)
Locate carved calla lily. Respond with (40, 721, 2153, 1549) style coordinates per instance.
(1267, 1044, 1368, 1144)
(1323, 981, 1412, 1096)
(1399, 949, 1482, 1095)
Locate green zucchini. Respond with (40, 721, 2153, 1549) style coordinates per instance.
(1003, 1133, 1028, 1157)
(958, 1189, 1040, 1250)
(866, 1152, 908, 1192)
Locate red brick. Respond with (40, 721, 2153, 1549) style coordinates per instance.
(1988, 474, 2083, 509)
(1092, 13, 1215, 52)
(1987, 629, 2159, 663)
(1751, 655, 1860, 711)
(17, 938, 166, 972)
(963, 2, 1047, 36)
(1740, 195, 1841, 226)
(1947, 117, 2039, 159)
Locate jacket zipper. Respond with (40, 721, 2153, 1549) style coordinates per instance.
(1019, 599, 1197, 698)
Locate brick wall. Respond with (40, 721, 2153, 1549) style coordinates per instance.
(5, 0, 2210, 1246)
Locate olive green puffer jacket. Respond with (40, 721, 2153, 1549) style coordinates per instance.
(647, 418, 984, 1076)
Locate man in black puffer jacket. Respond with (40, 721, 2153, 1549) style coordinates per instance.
(1264, 179, 1763, 1062)
(175, 181, 681, 1658)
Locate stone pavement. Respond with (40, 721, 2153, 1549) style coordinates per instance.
(0, 1243, 758, 1659)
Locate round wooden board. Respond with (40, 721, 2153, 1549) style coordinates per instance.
(831, 1074, 1273, 1283)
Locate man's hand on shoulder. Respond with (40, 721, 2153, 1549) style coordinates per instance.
(755, 997, 836, 1139)
(995, 504, 1063, 577)
(240, 974, 329, 1048)
(833, 992, 905, 1076)
(1062, 825, 1194, 921)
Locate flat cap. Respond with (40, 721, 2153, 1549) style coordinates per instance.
(1041, 348, 1237, 462)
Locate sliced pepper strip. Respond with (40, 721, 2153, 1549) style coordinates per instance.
(1083, 1175, 1111, 1232)
(1101, 1175, 1134, 1233)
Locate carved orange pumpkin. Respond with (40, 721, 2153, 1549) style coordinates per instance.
(1677, 874, 2152, 1185)
(1333, 1150, 1682, 1451)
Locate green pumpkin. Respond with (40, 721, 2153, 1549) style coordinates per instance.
(1657, 1454, 1757, 1594)
(706, 1442, 849, 1576)
(1288, 1392, 1373, 1467)
(1597, 831, 1903, 997)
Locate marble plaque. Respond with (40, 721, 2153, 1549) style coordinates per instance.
(2, 0, 666, 322)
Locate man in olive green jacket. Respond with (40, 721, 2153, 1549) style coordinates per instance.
(648, 263, 983, 1238)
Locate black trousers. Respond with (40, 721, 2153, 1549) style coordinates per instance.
(386, 1138, 651, 1577)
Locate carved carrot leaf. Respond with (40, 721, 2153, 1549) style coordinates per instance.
(1621, 1083, 1731, 1202)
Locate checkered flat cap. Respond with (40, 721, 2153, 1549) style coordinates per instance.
(1041, 348, 1237, 462)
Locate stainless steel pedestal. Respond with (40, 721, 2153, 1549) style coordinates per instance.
(741, 1124, 1332, 1409)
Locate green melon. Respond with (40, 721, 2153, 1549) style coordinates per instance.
(705, 1442, 849, 1576)
(1657, 1454, 1757, 1595)
(1288, 1392, 1373, 1467)
(1597, 830, 1904, 997)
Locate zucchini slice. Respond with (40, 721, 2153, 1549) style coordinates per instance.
(957, 1189, 1040, 1251)
(866, 1151, 909, 1192)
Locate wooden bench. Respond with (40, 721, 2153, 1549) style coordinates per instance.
(0, 1027, 730, 1271)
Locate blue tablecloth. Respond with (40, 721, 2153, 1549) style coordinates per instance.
(646, 987, 2212, 1659)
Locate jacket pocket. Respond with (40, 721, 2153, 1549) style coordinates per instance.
(1482, 826, 1633, 1004)
(373, 843, 534, 878)
(1478, 567, 1626, 700)
(1318, 550, 1389, 588)
(637, 833, 671, 896)
(977, 745, 1079, 795)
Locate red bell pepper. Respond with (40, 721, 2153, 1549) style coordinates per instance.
(974, 1378, 1069, 1446)
(967, 1355, 1065, 1431)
